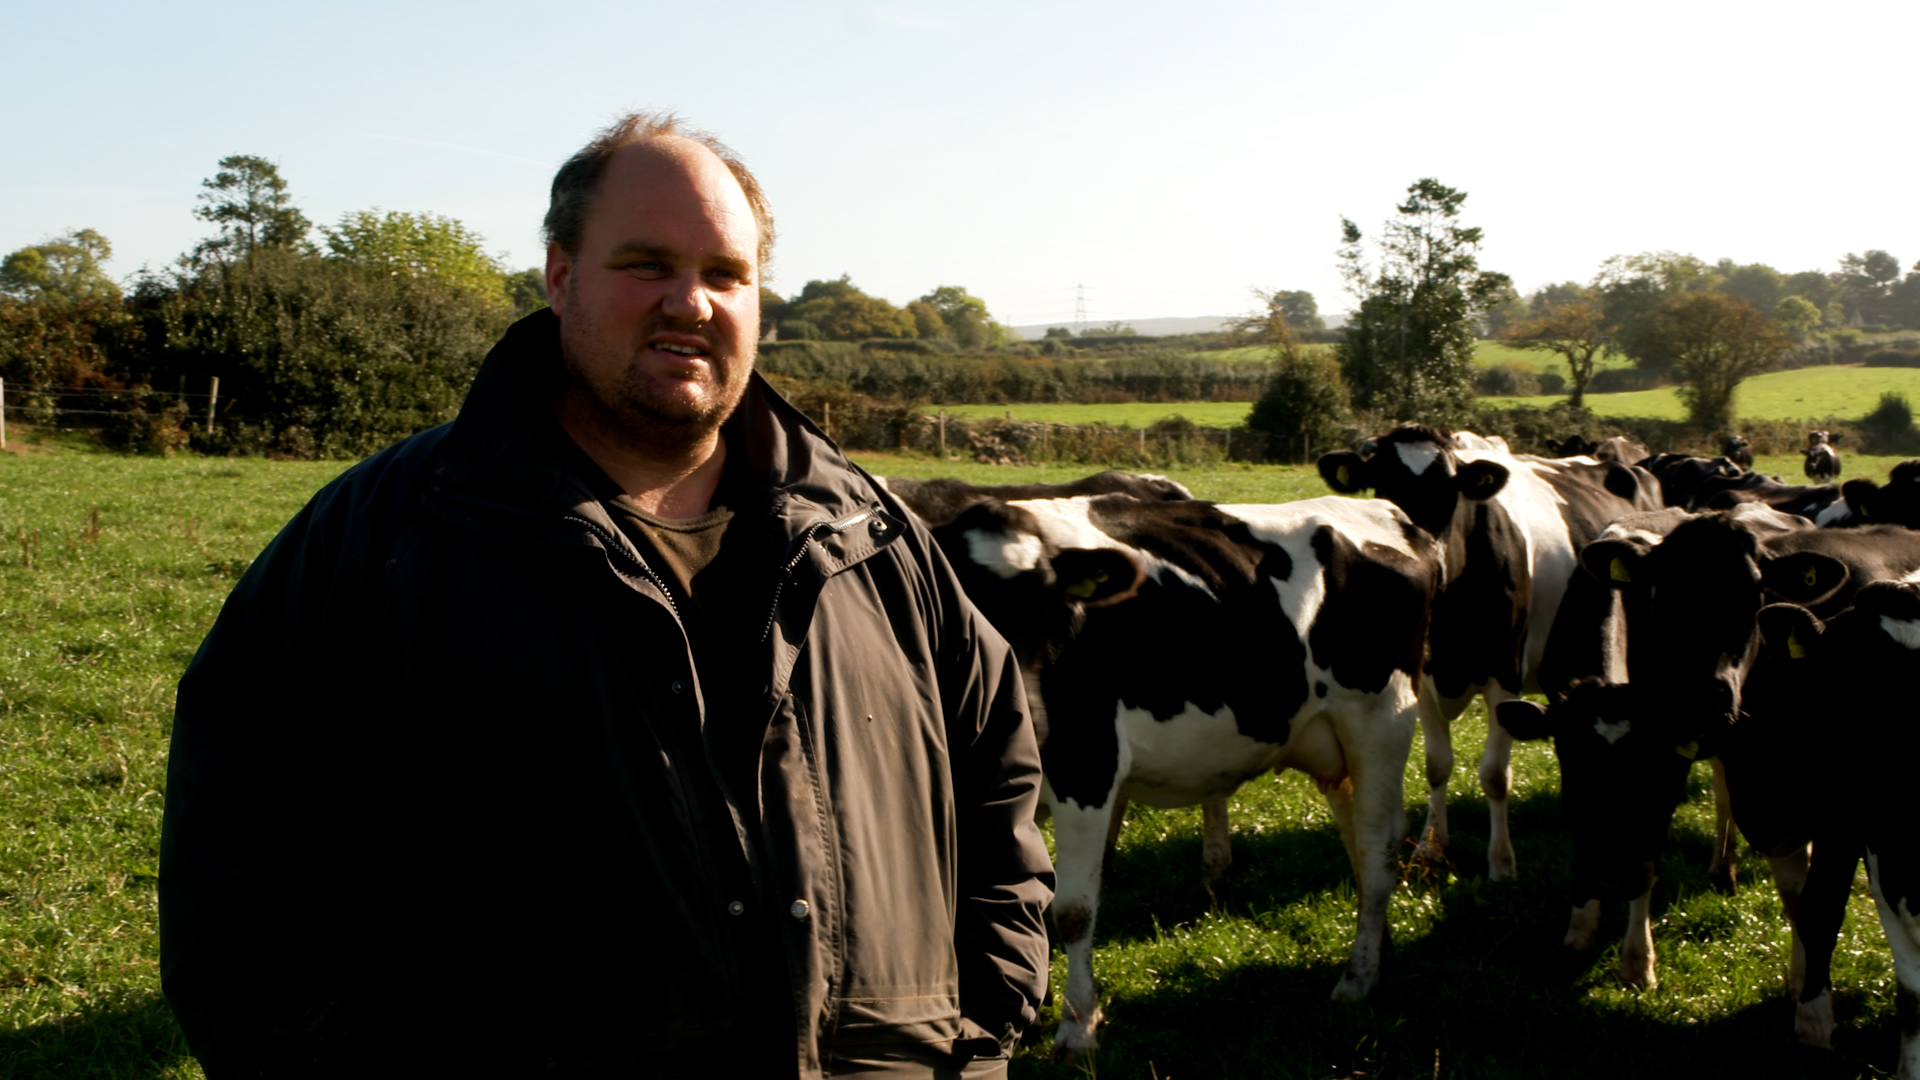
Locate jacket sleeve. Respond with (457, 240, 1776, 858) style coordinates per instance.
(928, 541, 1057, 1052)
(159, 450, 410, 1076)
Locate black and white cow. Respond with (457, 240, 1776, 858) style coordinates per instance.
(1805, 430, 1842, 482)
(1318, 425, 1665, 879)
(1698, 477, 1850, 526)
(913, 492, 1441, 1051)
(1722, 582, 1920, 1075)
(1723, 434, 1754, 469)
(1844, 459, 1920, 529)
(1497, 504, 1798, 986)
(1641, 453, 1756, 511)
(1507, 511, 1920, 990)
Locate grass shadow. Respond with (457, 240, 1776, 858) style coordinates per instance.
(0, 992, 196, 1079)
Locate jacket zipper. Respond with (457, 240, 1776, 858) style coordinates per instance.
(758, 507, 879, 646)
(428, 486, 681, 620)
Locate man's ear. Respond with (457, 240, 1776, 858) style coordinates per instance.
(1756, 602, 1825, 662)
(1455, 460, 1509, 501)
(543, 242, 570, 317)
(1495, 699, 1556, 742)
(1050, 548, 1145, 608)
(1760, 552, 1850, 607)
(1319, 451, 1370, 494)
(1581, 537, 1651, 589)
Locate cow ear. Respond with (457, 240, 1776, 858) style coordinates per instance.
(1049, 548, 1145, 608)
(1454, 460, 1509, 501)
(1756, 602, 1825, 662)
(1581, 538, 1649, 589)
(1319, 451, 1370, 494)
(1761, 552, 1850, 607)
(1495, 699, 1556, 742)
(1841, 478, 1880, 520)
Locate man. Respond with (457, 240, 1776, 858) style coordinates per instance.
(159, 113, 1054, 1078)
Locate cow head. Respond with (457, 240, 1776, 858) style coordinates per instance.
(934, 498, 1145, 664)
(1578, 506, 1823, 726)
(1498, 680, 1698, 904)
(1842, 460, 1920, 528)
(1318, 425, 1511, 539)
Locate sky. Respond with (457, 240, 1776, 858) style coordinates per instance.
(6, 0, 1917, 331)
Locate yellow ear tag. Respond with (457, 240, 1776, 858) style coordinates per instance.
(1788, 632, 1807, 659)
(1336, 465, 1350, 487)
(1674, 741, 1699, 760)
(1804, 565, 1819, 588)
(1862, 505, 1872, 517)
(1064, 570, 1108, 599)
(1610, 557, 1632, 583)
(1479, 473, 1496, 487)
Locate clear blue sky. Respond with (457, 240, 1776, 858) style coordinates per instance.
(6, 0, 1916, 330)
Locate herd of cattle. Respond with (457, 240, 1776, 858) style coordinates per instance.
(874, 430, 1920, 1073)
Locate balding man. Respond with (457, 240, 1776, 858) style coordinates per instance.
(160, 113, 1053, 1079)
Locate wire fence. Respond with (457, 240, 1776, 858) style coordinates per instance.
(2, 378, 225, 449)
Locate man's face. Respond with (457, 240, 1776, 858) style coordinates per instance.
(546, 139, 761, 441)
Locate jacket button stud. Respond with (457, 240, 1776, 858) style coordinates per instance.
(789, 899, 810, 920)
(869, 517, 889, 535)
(670, 680, 686, 695)
(728, 900, 745, 916)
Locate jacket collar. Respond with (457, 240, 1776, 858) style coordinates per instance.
(431, 308, 898, 567)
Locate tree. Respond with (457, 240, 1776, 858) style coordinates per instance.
(1774, 295, 1821, 337)
(1651, 292, 1791, 432)
(507, 268, 548, 316)
(1592, 251, 1722, 377)
(1244, 312, 1350, 461)
(321, 209, 507, 309)
(1, 229, 120, 304)
(1273, 290, 1324, 331)
(1502, 300, 1610, 408)
(1479, 282, 1531, 338)
(905, 299, 946, 341)
(786, 276, 915, 340)
(1335, 178, 1510, 424)
(1529, 281, 1593, 314)
(193, 155, 311, 259)
(1716, 261, 1784, 314)
(1833, 249, 1902, 326)
(915, 285, 1005, 349)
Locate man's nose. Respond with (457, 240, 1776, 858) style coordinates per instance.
(662, 273, 713, 325)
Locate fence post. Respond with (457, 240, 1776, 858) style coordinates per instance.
(1223, 427, 1231, 458)
(206, 376, 220, 435)
(1, 377, 7, 450)
(823, 401, 831, 438)
(937, 411, 946, 458)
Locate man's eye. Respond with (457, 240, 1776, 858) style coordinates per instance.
(624, 261, 669, 276)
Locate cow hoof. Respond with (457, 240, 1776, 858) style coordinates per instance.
(1619, 953, 1656, 989)
(1488, 847, 1518, 882)
(1053, 1009, 1101, 1058)
(1563, 928, 1595, 951)
(1331, 971, 1376, 1003)
(1794, 989, 1835, 1048)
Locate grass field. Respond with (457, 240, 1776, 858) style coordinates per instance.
(936, 364, 1920, 431)
(1, 435, 1911, 1079)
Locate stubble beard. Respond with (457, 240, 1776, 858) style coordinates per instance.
(558, 302, 751, 455)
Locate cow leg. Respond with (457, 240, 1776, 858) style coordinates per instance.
(1099, 793, 1129, 876)
(1479, 683, 1520, 881)
(1766, 846, 1812, 1000)
(1327, 688, 1416, 1003)
(1201, 795, 1232, 885)
(1866, 853, 1920, 1080)
(1047, 783, 1123, 1055)
(1706, 757, 1739, 895)
(1414, 677, 1468, 867)
(1790, 842, 1858, 1050)
(1619, 885, 1658, 988)
(1565, 899, 1601, 950)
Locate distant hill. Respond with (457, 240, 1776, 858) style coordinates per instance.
(1010, 312, 1349, 340)
(1010, 315, 1231, 340)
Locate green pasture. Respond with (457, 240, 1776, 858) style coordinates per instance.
(0, 437, 1910, 1078)
(1493, 365, 1920, 422)
(935, 364, 1920, 430)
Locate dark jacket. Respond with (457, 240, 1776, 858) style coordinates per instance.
(159, 310, 1054, 1078)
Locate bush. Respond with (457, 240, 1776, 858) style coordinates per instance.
(1588, 367, 1661, 394)
(1245, 347, 1352, 463)
(1865, 349, 1920, 368)
(1862, 392, 1917, 454)
(1537, 372, 1567, 395)
(1473, 362, 1540, 397)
